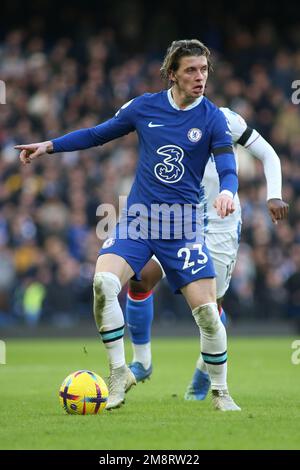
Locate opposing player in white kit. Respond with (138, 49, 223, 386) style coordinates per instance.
(126, 106, 289, 399)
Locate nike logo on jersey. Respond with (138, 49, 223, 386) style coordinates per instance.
(191, 265, 207, 275)
(148, 122, 165, 127)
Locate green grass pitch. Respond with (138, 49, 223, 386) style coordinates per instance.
(0, 337, 299, 450)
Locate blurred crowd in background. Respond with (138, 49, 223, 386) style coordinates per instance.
(1, 0, 300, 330)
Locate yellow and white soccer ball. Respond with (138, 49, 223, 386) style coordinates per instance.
(59, 370, 108, 415)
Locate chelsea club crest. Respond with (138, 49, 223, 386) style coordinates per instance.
(187, 128, 202, 142)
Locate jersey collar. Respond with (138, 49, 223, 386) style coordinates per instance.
(167, 88, 204, 111)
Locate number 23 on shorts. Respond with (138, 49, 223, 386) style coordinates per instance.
(177, 243, 208, 274)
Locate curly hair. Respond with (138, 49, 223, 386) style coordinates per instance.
(160, 39, 212, 83)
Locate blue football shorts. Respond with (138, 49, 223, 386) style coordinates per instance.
(98, 219, 216, 294)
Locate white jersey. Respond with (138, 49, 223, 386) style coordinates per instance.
(202, 107, 246, 233)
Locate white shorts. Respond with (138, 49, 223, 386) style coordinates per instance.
(152, 228, 240, 299)
(205, 229, 240, 299)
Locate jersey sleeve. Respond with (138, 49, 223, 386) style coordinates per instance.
(219, 107, 248, 143)
(210, 109, 238, 196)
(52, 98, 138, 153)
(244, 130, 282, 200)
(221, 108, 282, 200)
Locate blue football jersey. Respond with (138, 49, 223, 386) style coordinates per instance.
(51, 90, 237, 289)
(53, 89, 236, 209)
(110, 91, 234, 208)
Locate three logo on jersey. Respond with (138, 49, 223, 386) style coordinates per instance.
(149, 124, 202, 184)
(154, 145, 185, 183)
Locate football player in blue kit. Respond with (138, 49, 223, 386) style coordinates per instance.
(16, 39, 241, 411)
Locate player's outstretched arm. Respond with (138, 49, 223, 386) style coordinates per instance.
(15, 141, 53, 164)
(15, 125, 108, 163)
(15, 98, 138, 164)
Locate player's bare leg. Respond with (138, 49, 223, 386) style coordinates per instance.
(127, 259, 163, 381)
(93, 254, 136, 409)
(181, 279, 240, 411)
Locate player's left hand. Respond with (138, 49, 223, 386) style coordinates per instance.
(214, 193, 235, 219)
(267, 198, 289, 224)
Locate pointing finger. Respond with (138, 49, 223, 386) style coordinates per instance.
(15, 145, 33, 150)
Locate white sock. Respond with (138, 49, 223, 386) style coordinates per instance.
(132, 343, 152, 369)
(192, 302, 227, 390)
(196, 354, 208, 374)
(105, 339, 126, 370)
(93, 272, 126, 369)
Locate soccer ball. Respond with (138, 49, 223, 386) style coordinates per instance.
(59, 370, 108, 415)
